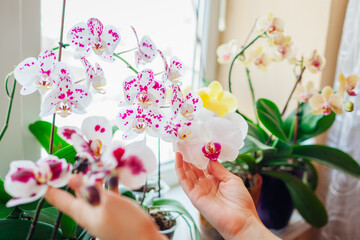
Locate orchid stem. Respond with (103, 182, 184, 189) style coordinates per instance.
(49, 1, 67, 239)
(26, 198, 45, 240)
(113, 53, 138, 74)
(140, 178, 148, 206)
(281, 66, 306, 116)
(245, 67, 259, 124)
(116, 47, 138, 55)
(158, 138, 161, 198)
(0, 74, 16, 142)
(228, 33, 264, 94)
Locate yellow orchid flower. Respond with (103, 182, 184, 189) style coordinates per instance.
(305, 50, 325, 73)
(255, 12, 285, 35)
(338, 73, 359, 97)
(216, 40, 238, 64)
(271, 33, 296, 63)
(309, 86, 343, 115)
(198, 81, 238, 117)
(293, 81, 317, 103)
(244, 46, 271, 71)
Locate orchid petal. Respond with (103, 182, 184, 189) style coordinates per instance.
(102, 25, 121, 55)
(38, 50, 57, 74)
(169, 56, 185, 82)
(176, 141, 209, 170)
(138, 35, 158, 63)
(6, 187, 47, 208)
(81, 116, 113, 148)
(321, 86, 333, 100)
(87, 18, 104, 38)
(20, 85, 37, 95)
(223, 112, 248, 140)
(14, 57, 41, 89)
(119, 141, 156, 189)
(123, 75, 138, 104)
(67, 22, 91, 59)
(116, 105, 137, 136)
(38, 156, 72, 188)
(58, 126, 81, 143)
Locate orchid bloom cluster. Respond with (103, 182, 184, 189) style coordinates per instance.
(5, 17, 248, 207)
(216, 12, 325, 72)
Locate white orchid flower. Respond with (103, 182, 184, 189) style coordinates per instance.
(14, 50, 57, 95)
(67, 18, 121, 62)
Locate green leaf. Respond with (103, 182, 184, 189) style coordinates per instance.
(235, 154, 256, 174)
(292, 145, 360, 178)
(273, 139, 292, 156)
(54, 145, 77, 165)
(264, 171, 328, 227)
(283, 103, 336, 142)
(26, 208, 76, 239)
(152, 198, 201, 240)
(119, 186, 136, 200)
(302, 160, 318, 191)
(29, 120, 69, 153)
(256, 98, 288, 142)
(61, 213, 77, 239)
(0, 219, 65, 239)
(264, 159, 307, 171)
(239, 135, 275, 155)
(247, 121, 268, 143)
(141, 190, 155, 210)
(0, 178, 14, 219)
(17, 199, 51, 211)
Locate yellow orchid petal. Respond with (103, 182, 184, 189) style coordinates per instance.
(309, 94, 324, 110)
(321, 86, 333, 100)
(218, 91, 238, 111)
(312, 109, 324, 115)
(330, 94, 344, 114)
(338, 73, 346, 87)
(204, 100, 229, 117)
(208, 81, 223, 98)
(347, 74, 359, 87)
(338, 85, 345, 97)
(306, 81, 314, 92)
(198, 89, 210, 106)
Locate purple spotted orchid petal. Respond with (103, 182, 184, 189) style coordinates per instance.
(14, 50, 58, 95)
(161, 114, 192, 142)
(87, 18, 104, 39)
(120, 141, 156, 189)
(170, 85, 203, 120)
(131, 27, 158, 67)
(50, 62, 73, 84)
(157, 50, 169, 82)
(81, 116, 112, 149)
(81, 58, 106, 93)
(102, 25, 121, 55)
(116, 105, 164, 139)
(40, 70, 92, 118)
(168, 56, 185, 83)
(122, 75, 138, 104)
(66, 22, 92, 59)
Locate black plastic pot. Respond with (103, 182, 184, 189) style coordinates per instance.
(257, 173, 294, 229)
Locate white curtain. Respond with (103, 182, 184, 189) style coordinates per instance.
(320, 0, 360, 239)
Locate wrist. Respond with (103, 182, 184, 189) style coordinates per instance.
(232, 215, 281, 240)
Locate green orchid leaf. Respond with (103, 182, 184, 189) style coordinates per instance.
(0, 219, 65, 239)
(264, 171, 328, 227)
(247, 121, 269, 143)
(29, 120, 69, 153)
(61, 213, 77, 239)
(235, 154, 256, 174)
(152, 198, 201, 240)
(0, 178, 14, 219)
(256, 98, 288, 142)
(263, 159, 307, 171)
(239, 135, 275, 155)
(283, 103, 335, 142)
(292, 145, 360, 178)
(54, 145, 77, 165)
(119, 186, 136, 200)
(273, 139, 292, 156)
(302, 160, 318, 191)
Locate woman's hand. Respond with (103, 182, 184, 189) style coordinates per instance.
(44, 175, 167, 240)
(175, 152, 280, 240)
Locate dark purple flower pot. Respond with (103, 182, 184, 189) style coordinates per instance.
(257, 173, 294, 229)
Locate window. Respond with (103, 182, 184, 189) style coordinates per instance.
(40, 0, 211, 168)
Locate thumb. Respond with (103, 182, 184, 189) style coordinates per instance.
(208, 160, 233, 182)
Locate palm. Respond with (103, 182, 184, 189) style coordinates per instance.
(175, 153, 257, 238)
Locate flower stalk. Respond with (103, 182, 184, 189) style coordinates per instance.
(158, 138, 161, 198)
(113, 53, 138, 74)
(245, 67, 259, 124)
(0, 73, 16, 141)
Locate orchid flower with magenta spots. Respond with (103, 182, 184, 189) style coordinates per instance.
(67, 18, 121, 62)
(4, 156, 72, 207)
(40, 62, 92, 118)
(80, 57, 106, 93)
(14, 50, 57, 95)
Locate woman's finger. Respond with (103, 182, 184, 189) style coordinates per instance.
(175, 152, 194, 194)
(208, 160, 233, 182)
(68, 174, 84, 197)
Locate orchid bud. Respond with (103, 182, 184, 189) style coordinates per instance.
(82, 185, 101, 206)
(344, 101, 354, 112)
